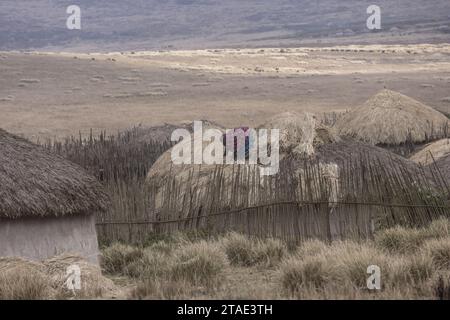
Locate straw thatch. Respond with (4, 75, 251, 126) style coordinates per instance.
(0, 129, 109, 219)
(410, 139, 450, 165)
(146, 112, 338, 192)
(334, 89, 449, 146)
(128, 120, 224, 144)
(258, 111, 340, 157)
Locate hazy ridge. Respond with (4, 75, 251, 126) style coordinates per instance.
(1, 0, 450, 51)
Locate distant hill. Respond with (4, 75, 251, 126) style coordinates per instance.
(1, 0, 449, 51)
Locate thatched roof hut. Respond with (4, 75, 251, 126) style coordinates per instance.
(0, 129, 108, 263)
(410, 138, 450, 165)
(146, 112, 339, 199)
(146, 112, 337, 208)
(334, 90, 449, 153)
(145, 112, 441, 240)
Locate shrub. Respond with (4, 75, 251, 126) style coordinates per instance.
(100, 243, 144, 275)
(170, 241, 228, 286)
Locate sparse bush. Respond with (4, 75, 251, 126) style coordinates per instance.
(0, 270, 50, 300)
(170, 241, 228, 286)
(101, 243, 144, 275)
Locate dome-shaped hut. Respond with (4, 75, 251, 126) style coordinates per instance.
(0, 129, 108, 264)
(145, 112, 443, 241)
(334, 89, 449, 156)
(410, 138, 450, 165)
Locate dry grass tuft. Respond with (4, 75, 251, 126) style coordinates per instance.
(0, 268, 50, 300)
(221, 233, 255, 266)
(422, 238, 450, 270)
(221, 233, 287, 267)
(426, 218, 450, 238)
(170, 241, 228, 286)
(375, 226, 428, 254)
(126, 249, 171, 279)
(44, 254, 120, 299)
(0, 255, 120, 300)
(432, 272, 450, 300)
(327, 241, 389, 288)
(131, 278, 192, 300)
(279, 255, 332, 294)
(295, 239, 330, 259)
(279, 240, 435, 298)
(100, 243, 144, 275)
(387, 254, 435, 287)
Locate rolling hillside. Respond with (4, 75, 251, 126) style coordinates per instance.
(1, 0, 449, 51)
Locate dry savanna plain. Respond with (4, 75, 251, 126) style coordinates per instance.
(1, 44, 450, 141)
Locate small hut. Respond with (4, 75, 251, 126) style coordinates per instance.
(0, 129, 108, 264)
(334, 89, 449, 156)
(410, 138, 450, 166)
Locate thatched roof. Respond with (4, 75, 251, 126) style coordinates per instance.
(410, 138, 450, 165)
(334, 89, 449, 146)
(0, 129, 109, 219)
(258, 111, 340, 157)
(126, 120, 224, 144)
(146, 112, 338, 187)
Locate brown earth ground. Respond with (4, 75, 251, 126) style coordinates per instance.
(1, 44, 450, 141)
